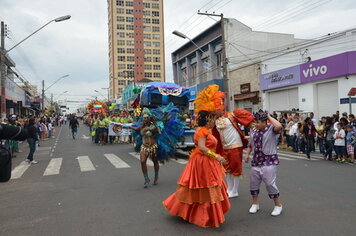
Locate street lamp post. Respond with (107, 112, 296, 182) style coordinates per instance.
(42, 74, 70, 111)
(102, 87, 110, 101)
(94, 90, 106, 100)
(0, 15, 71, 118)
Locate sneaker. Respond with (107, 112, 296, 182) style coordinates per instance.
(271, 205, 283, 216)
(25, 159, 31, 163)
(31, 160, 38, 164)
(249, 204, 260, 214)
(228, 192, 239, 198)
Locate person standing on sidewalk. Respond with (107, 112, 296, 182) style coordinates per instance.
(69, 116, 79, 140)
(333, 123, 347, 163)
(303, 117, 317, 160)
(25, 118, 38, 164)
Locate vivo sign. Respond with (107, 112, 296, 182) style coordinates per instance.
(260, 51, 356, 90)
(302, 64, 328, 78)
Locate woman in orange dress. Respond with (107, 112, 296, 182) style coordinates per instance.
(163, 110, 231, 228)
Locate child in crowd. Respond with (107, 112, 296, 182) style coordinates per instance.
(345, 125, 355, 164)
(333, 123, 347, 163)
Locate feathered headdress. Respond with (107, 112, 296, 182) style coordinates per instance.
(194, 85, 225, 113)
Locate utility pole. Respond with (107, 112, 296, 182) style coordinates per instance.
(0, 21, 7, 118)
(42, 80, 45, 112)
(197, 12, 230, 110)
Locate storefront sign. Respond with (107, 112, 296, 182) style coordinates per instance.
(188, 86, 197, 100)
(300, 51, 356, 83)
(240, 83, 251, 93)
(259, 65, 300, 90)
(260, 51, 356, 90)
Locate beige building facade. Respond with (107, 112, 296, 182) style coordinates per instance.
(107, 0, 165, 99)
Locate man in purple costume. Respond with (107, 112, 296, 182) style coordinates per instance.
(244, 109, 283, 216)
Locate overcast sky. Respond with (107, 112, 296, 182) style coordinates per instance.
(1, 0, 355, 112)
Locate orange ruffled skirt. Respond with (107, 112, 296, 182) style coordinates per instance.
(163, 150, 231, 228)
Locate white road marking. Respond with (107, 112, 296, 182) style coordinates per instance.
(37, 147, 52, 151)
(43, 158, 63, 176)
(77, 156, 96, 172)
(104, 154, 130, 168)
(11, 161, 31, 179)
(279, 156, 296, 161)
(171, 158, 188, 164)
(129, 152, 154, 166)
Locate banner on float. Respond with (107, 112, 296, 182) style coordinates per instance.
(108, 122, 132, 136)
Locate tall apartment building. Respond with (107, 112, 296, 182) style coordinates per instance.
(108, 0, 165, 99)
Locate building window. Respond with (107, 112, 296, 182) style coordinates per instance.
(144, 49, 152, 54)
(117, 16, 125, 22)
(153, 65, 161, 70)
(152, 26, 160, 32)
(126, 9, 133, 14)
(181, 68, 187, 81)
(126, 40, 134, 46)
(118, 32, 125, 38)
(216, 53, 222, 67)
(152, 42, 160, 47)
(153, 49, 160, 55)
(152, 11, 159, 17)
(144, 57, 152, 62)
(143, 34, 151, 39)
(144, 72, 152, 78)
(143, 26, 151, 32)
(125, 1, 133, 7)
(127, 48, 134, 54)
(143, 10, 150, 16)
(117, 24, 125, 30)
(118, 80, 126, 85)
(152, 34, 160, 40)
(127, 56, 135, 62)
(127, 64, 135, 69)
(126, 25, 134, 30)
(118, 64, 126, 69)
(126, 17, 134, 22)
(143, 18, 151, 24)
(118, 48, 125, 53)
(153, 72, 161, 78)
(152, 19, 159, 24)
(191, 64, 197, 78)
(144, 65, 152, 70)
(153, 57, 160, 62)
(144, 41, 151, 47)
(116, 1, 124, 6)
(152, 3, 159, 9)
(117, 40, 125, 45)
(118, 88, 123, 94)
(117, 56, 125, 61)
(143, 2, 150, 8)
(126, 33, 134, 38)
(117, 8, 124, 14)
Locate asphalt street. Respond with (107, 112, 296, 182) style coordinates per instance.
(1, 124, 355, 236)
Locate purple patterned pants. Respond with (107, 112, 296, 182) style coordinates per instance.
(250, 165, 280, 199)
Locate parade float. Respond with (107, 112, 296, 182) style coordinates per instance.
(86, 100, 108, 114)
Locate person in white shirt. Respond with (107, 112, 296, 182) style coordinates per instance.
(333, 123, 346, 163)
(47, 122, 53, 138)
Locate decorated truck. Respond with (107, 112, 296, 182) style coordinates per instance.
(133, 82, 195, 151)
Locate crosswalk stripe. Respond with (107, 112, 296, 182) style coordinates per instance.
(278, 152, 318, 161)
(77, 156, 96, 172)
(171, 158, 188, 164)
(37, 147, 52, 151)
(43, 158, 63, 176)
(11, 161, 31, 179)
(104, 154, 130, 168)
(279, 156, 296, 161)
(129, 152, 153, 166)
